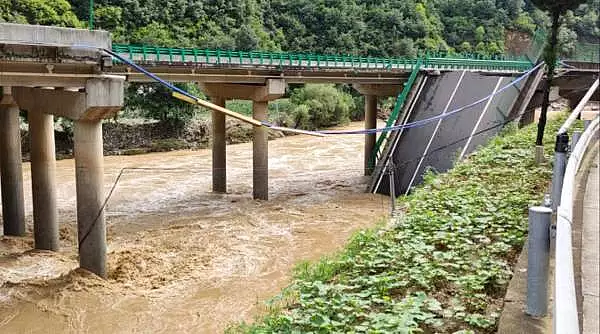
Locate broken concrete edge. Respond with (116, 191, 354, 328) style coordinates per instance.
(0, 23, 111, 49)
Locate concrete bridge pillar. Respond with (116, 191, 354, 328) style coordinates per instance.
(0, 88, 25, 236)
(74, 120, 106, 276)
(14, 77, 123, 277)
(364, 95, 378, 176)
(353, 84, 404, 176)
(211, 96, 227, 193)
(199, 79, 285, 200)
(253, 101, 269, 200)
(28, 109, 59, 250)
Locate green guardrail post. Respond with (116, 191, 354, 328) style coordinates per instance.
(167, 48, 173, 63)
(88, 0, 94, 30)
(141, 45, 147, 62)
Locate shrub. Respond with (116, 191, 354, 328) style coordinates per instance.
(124, 82, 203, 128)
(289, 84, 355, 130)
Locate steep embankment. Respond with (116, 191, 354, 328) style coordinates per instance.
(232, 116, 571, 333)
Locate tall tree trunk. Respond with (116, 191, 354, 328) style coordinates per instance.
(536, 11, 560, 145)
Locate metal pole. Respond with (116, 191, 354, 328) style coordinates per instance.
(527, 206, 552, 317)
(551, 133, 569, 210)
(89, 0, 94, 30)
(570, 131, 581, 152)
(389, 163, 396, 214)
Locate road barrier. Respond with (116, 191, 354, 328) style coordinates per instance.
(526, 79, 599, 333)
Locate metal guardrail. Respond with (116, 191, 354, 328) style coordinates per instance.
(111, 44, 533, 72)
(526, 79, 599, 333)
(565, 41, 600, 63)
(555, 116, 598, 334)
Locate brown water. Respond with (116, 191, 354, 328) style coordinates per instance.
(0, 122, 388, 333)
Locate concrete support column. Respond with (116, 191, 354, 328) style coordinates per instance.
(364, 95, 378, 176)
(74, 120, 106, 277)
(0, 89, 25, 236)
(29, 110, 58, 250)
(253, 101, 269, 200)
(211, 97, 227, 193)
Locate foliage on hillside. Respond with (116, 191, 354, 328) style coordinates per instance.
(3, 0, 597, 57)
(228, 115, 566, 333)
(0, 0, 82, 27)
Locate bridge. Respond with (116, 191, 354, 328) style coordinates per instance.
(0, 22, 598, 278)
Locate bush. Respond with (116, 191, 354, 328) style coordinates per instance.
(124, 83, 203, 128)
(226, 100, 253, 116)
(289, 84, 355, 130)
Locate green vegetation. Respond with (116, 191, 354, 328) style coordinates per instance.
(229, 116, 567, 333)
(4, 0, 597, 57)
(0, 0, 82, 27)
(124, 82, 205, 127)
(287, 84, 355, 130)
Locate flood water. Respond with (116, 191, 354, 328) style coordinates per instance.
(0, 122, 388, 333)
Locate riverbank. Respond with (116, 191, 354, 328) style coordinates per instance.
(232, 115, 567, 333)
(19, 118, 287, 160)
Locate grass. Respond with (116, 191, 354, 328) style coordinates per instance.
(227, 115, 571, 334)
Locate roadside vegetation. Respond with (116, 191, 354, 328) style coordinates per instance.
(228, 115, 567, 333)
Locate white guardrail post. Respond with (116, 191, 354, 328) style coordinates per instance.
(526, 206, 552, 316)
(551, 133, 569, 210)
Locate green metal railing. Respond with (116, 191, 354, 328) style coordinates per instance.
(566, 41, 600, 63)
(368, 59, 423, 169)
(111, 44, 533, 72)
(528, 28, 599, 63)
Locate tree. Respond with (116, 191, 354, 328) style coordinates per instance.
(3, 0, 82, 27)
(530, 0, 587, 145)
(125, 83, 202, 127)
(475, 26, 486, 42)
(289, 84, 355, 130)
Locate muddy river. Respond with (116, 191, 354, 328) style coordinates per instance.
(0, 122, 388, 333)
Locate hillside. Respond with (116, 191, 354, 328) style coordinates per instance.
(1, 0, 598, 56)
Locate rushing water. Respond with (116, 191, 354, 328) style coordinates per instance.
(0, 122, 388, 333)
